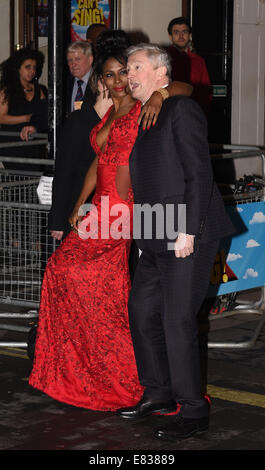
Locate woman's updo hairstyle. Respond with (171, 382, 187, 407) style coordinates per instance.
(94, 29, 131, 77)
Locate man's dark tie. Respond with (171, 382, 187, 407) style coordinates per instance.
(75, 79, 84, 101)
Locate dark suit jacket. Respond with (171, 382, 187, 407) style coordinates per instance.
(66, 75, 95, 115)
(129, 96, 235, 252)
(48, 103, 100, 235)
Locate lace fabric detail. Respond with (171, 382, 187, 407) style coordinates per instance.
(90, 100, 141, 166)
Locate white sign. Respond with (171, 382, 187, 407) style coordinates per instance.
(37, 176, 53, 205)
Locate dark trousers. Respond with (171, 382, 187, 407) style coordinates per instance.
(128, 239, 219, 418)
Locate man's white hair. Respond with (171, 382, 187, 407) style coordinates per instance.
(67, 41, 93, 58)
(127, 43, 171, 78)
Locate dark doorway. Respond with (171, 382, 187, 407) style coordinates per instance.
(186, 0, 234, 144)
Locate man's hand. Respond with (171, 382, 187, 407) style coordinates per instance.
(20, 125, 36, 141)
(137, 90, 163, 130)
(50, 230, 64, 240)
(174, 233, 195, 258)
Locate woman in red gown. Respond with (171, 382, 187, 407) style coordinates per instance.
(29, 35, 192, 411)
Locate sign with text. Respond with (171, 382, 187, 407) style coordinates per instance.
(213, 85, 227, 97)
(71, 0, 112, 41)
(37, 176, 53, 205)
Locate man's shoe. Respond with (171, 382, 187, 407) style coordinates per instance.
(116, 397, 177, 420)
(155, 415, 208, 440)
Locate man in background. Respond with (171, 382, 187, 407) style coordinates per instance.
(86, 23, 107, 46)
(66, 41, 94, 114)
(166, 16, 212, 116)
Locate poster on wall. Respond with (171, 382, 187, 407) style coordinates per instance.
(71, 0, 112, 41)
(37, 0, 49, 37)
(208, 201, 265, 297)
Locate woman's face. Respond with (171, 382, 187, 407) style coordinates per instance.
(19, 59, 37, 83)
(101, 57, 129, 99)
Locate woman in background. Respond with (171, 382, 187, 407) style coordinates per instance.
(0, 48, 48, 169)
(0, 47, 47, 137)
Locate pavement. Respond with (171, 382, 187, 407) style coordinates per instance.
(0, 289, 265, 457)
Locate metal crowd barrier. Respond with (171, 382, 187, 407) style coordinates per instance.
(0, 144, 265, 351)
(207, 144, 265, 349)
(0, 134, 55, 347)
(0, 171, 57, 347)
(0, 131, 48, 158)
(0, 131, 51, 167)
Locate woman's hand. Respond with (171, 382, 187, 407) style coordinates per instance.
(20, 125, 36, 141)
(137, 81, 193, 130)
(69, 207, 82, 233)
(137, 91, 163, 129)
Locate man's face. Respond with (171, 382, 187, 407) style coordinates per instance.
(67, 48, 93, 79)
(169, 23, 191, 51)
(127, 51, 159, 103)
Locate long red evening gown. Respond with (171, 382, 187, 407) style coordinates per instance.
(29, 100, 144, 411)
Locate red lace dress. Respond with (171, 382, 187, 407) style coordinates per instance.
(29, 100, 144, 411)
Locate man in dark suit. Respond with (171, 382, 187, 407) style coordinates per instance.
(116, 44, 235, 440)
(48, 101, 100, 241)
(66, 41, 94, 115)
